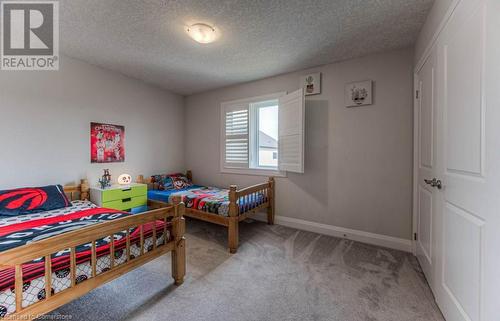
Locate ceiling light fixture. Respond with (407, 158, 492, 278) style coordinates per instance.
(186, 23, 217, 44)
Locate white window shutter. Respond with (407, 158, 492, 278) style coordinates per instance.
(278, 88, 305, 173)
(223, 103, 249, 168)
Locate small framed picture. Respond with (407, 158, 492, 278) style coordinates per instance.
(345, 80, 373, 107)
(301, 72, 321, 96)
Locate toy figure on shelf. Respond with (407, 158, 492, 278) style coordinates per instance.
(98, 169, 112, 189)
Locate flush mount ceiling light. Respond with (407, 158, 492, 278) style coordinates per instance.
(186, 23, 217, 44)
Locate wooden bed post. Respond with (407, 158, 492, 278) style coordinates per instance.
(138, 174, 157, 190)
(186, 170, 193, 182)
(228, 185, 239, 253)
(267, 177, 275, 225)
(81, 179, 90, 201)
(171, 195, 186, 285)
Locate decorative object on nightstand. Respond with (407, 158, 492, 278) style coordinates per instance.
(90, 183, 147, 214)
(117, 173, 132, 185)
(98, 169, 112, 189)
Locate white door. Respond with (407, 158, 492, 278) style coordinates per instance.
(414, 48, 438, 288)
(431, 0, 500, 320)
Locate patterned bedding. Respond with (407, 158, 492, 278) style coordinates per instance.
(0, 200, 172, 316)
(148, 186, 267, 216)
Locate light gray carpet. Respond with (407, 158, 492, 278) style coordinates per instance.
(51, 219, 444, 321)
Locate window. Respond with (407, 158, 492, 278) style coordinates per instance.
(251, 100, 279, 169)
(221, 90, 304, 175)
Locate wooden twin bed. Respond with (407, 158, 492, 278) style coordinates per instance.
(139, 170, 275, 253)
(0, 182, 186, 320)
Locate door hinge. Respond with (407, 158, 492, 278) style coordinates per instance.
(414, 233, 418, 241)
(415, 90, 419, 99)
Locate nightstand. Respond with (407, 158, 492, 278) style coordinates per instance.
(90, 183, 148, 213)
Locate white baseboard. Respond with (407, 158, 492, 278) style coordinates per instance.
(252, 213, 413, 253)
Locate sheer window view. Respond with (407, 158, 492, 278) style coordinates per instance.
(258, 104, 278, 167)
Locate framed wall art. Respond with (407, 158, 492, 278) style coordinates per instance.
(90, 122, 125, 163)
(345, 80, 373, 107)
(301, 72, 321, 96)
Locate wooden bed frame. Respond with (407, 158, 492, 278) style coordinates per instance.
(139, 171, 275, 253)
(0, 180, 186, 320)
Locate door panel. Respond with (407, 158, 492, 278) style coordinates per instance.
(415, 48, 437, 285)
(444, 4, 484, 176)
(434, 1, 488, 321)
(417, 186, 432, 264)
(419, 59, 434, 169)
(442, 203, 483, 321)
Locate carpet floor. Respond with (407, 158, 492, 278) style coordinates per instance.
(51, 219, 444, 321)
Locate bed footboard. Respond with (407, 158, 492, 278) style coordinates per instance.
(0, 192, 185, 320)
(227, 177, 275, 253)
(228, 177, 275, 221)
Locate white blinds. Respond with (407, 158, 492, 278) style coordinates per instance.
(223, 106, 249, 168)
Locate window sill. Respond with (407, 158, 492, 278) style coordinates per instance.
(220, 167, 287, 178)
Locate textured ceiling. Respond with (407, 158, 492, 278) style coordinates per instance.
(60, 0, 433, 95)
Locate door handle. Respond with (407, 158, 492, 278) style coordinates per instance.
(424, 178, 443, 190)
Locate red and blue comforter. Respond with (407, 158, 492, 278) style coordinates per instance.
(148, 186, 267, 216)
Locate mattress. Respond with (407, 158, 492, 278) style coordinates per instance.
(148, 185, 267, 216)
(0, 200, 172, 316)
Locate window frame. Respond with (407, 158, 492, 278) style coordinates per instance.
(220, 92, 286, 177)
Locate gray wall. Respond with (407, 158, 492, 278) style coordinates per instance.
(184, 48, 414, 240)
(0, 48, 415, 240)
(0, 55, 185, 189)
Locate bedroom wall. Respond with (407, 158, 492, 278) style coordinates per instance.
(0, 55, 185, 189)
(184, 48, 414, 242)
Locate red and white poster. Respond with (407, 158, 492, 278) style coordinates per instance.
(90, 122, 125, 163)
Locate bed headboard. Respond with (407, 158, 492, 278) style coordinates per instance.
(63, 179, 90, 201)
(137, 174, 155, 190)
(137, 170, 193, 190)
